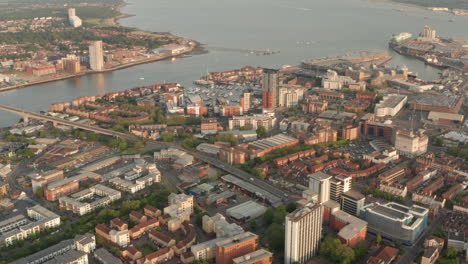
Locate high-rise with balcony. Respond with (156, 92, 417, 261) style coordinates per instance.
(285, 203, 323, 264)
(262, 69, 279, 109)
(309, 172, 332, 203)
(330, 175, 352, 203)
(89, 41, 104, 71)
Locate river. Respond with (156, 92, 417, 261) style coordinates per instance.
(1, 0, 467, 126)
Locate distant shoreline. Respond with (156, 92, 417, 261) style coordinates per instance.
(370, 0, 468, 9)
(0, 0, 199, 93)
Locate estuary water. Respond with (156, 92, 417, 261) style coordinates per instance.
(1, 0, 467, 126)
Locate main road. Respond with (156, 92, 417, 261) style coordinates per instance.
(0, 104, 290, 206)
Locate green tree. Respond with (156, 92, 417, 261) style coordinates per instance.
(121, 200, 142, 214)
(362, 186, 371, 195)
(435, 138, 444, 147)
(36, 187, 44, 198)
(286, 202, 297, 213)
(376, 234, 382, 245)
(265, 222, 284, 253)
(263, 208, 274, 225)
(445, 247, 458, 259)
(353, 243, 369, 259)
(256, 125, 267, 138)
(249, 220, 258, 231)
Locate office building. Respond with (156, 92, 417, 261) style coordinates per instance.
(285, 203, 323, 264)
(329, 175, 352, 203)
(89, 41, 104, 71)
(309, 172, 332, 203)
(361, 202, 428, 245)
(341, 190, 365, 216)
(262, 69, 279, 109)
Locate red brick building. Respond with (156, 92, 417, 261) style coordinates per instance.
(216, 232, 258, 264)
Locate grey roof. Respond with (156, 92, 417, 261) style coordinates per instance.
(43, 249, 87, 264)
(11, 239, 75, 264)
(409, 94, 461, 108)
(94, 248, 122, 264)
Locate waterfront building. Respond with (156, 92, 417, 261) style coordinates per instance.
(321, 70, 354, 90)
(420, 25, 437, 41)
(89, 41, 104, 71)
(262, 69, 279, 109)
(285, 203, 323, 264)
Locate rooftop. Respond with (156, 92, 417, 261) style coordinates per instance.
(216, 232, 258, 248)
(233, 249, 273, 264)
(409, 94, 461, 108)
(342, 190, 365, 200)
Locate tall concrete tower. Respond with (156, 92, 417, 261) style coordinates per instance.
(240, 91, 251, 112)
(285, 203, 323, 264)
(309, 172, 332, 203)
(68, 8, 76, 17)
(262, 69, 279, 109)
(89, 41, 104, 71)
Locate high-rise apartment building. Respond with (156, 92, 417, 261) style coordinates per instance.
(240, 92, 251, 112)
(262, 69, 279, 109)
(285, 203, 323, 264)
(330, 175, 352, 203)
(68, 8, 76, 17)
(89, 41, 104, 71)
(309, 172, 332, 203)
